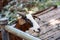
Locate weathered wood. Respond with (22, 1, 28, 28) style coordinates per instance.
(0, 32, 2, 40)
(0, 0, 3, 11)
(33, 5, 57, 16)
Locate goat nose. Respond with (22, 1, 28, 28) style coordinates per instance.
(38, 28, 41, 32)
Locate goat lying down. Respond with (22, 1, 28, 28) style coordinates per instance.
(16, 13, 40, 37)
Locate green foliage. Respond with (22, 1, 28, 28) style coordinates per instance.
(56, 2, 60, 6)
(2, 0, 60, 25)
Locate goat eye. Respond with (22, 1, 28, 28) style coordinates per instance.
(33, 30, 35, 32)
(38, 28, 41, 32)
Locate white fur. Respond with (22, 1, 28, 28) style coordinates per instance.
(26, 14, 40, 32)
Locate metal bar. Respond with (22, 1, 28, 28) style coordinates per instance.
(5, 25, 41, 40)
(1, 28, 9, 40)
(0, 17, 9, 40)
